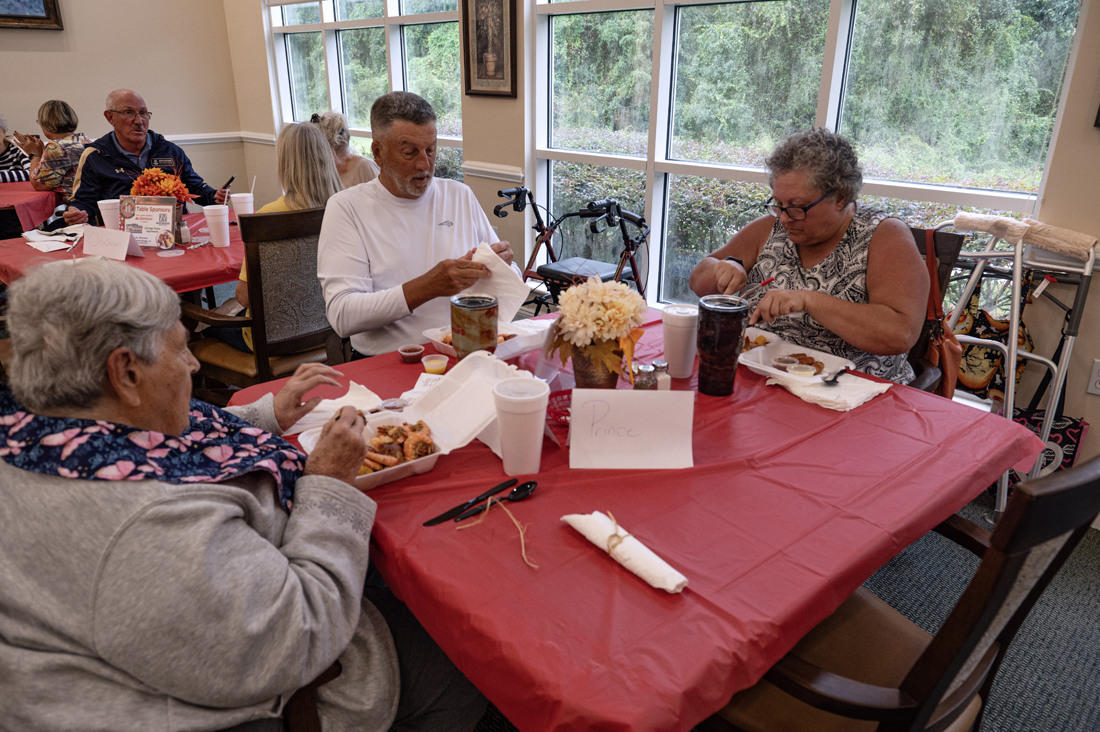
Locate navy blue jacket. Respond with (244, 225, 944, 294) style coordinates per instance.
(69, 131, 219, 223)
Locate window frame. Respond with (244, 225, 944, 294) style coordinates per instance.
(534, 0, 1076, 303)
(267, 0, 463, 156)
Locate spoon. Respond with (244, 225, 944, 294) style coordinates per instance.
(454, 480, 538, 522)
(822, 368, 847, 386)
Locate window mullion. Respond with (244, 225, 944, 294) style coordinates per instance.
(324, 28, 342, 115)
(816, 0, 856, 130)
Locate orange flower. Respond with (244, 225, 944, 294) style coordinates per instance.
(130, 168, 198, 205)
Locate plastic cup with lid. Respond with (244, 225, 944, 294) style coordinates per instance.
(661, 304, 699, 379)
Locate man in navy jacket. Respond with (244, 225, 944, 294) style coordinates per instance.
(64, 89, 228, 226)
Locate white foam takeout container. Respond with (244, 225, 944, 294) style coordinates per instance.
(424, 319, 553, 361)
(737, 327, 855, 383)
(298, 352, 533, 490)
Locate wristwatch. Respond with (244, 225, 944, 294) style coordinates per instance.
(723, 256, 744, 268)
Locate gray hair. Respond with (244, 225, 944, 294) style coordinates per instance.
(765, 128, 863, 206)
(0, 112, 8, 136)
(276, 122, 344, 209)
(7, 259, 180, 413)
(369, 92, 436, 138)
(312, 110, 352, 155)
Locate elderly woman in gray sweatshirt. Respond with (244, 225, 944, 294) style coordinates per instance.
(0, 259, 484, 732)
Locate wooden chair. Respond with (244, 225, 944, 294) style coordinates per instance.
(907, 226, 966, 393)
(699, 452, 1100, 732)
(284, 661, 342, 732)
(182, 208, 342, 404)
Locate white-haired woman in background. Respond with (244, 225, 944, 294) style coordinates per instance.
(0, 111, 31, 183)
(0, 259, 486, 732)
(313, 109, 380, 189)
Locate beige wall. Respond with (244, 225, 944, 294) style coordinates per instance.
(1025, 0, 1100, 464)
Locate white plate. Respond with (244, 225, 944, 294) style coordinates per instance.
(299, 412, 441, 491)
(424, 319, 552, 361)
(738, 327, 855, 383)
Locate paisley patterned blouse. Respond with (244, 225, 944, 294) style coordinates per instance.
(744, 205, 916, 384)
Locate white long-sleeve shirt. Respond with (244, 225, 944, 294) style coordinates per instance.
(317, 178, 504, 355)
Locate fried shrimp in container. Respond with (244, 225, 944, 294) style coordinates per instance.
(404, 432, 434, 460)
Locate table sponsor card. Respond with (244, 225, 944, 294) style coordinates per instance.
(119, 195, 177, 249)
(568, 389, 694, 469)
(81, 225, 145, 261)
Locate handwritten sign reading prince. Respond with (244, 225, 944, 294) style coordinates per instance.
(119, 195, 177, 249)
(568, 389, 694, 469)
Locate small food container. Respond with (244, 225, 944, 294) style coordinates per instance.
(398, 344, 425, 363)
(787, 363, 817, 378)
(772, 355, 800, 372)
(422, 354, 448, 374)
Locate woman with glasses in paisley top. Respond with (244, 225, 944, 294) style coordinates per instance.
(689, 128, 928, 384)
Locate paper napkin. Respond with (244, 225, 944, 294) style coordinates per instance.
(562, 511, 688, 593)
(284, 381, 381, 435)
(464, 242, 532, 323)
(765, 371, 890, 411)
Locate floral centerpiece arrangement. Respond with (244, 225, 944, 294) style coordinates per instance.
(130, 167, 197, 204)
(549, 277, 648, 388)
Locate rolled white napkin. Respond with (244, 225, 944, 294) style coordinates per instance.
(953, 213, 1030, 246)
(561, 511, 688, 593)
(464, 242, 531, 323)
(284, 381, 381, 435)
(765, 372, 890, 411)
(1022, 218, 1097, 262)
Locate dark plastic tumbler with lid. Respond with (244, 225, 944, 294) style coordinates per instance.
(696, 294, 749, 396)
(450, 293, 498, 359)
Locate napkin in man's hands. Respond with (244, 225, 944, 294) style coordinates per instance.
(284, 381, 381, 435)
(463, 241, 531, 323)
(562, 511, 688, 593)
(765, 371, 890, 411)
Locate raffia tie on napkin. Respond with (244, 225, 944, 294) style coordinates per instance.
(561, 511, 688, 593)
(765, 372, 891, 411)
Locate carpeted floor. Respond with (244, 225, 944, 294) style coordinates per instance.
(474, 491, 1100, 732)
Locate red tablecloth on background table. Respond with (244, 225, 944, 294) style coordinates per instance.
(0, 182, 59, 232)
(230, 312, 1043, 732)
(0, 211, 243, 293)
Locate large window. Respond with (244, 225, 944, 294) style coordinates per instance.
(536, 0, 1083, 304)
(271, 0, 464, 180)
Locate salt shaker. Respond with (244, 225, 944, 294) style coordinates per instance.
(633, 363, 657, 390)
(653, 360, 671, 390)
(179, 222, 192, 244)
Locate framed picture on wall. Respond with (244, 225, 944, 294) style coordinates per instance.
(0, 0, 63, 30)
(461, 0, 517, 98)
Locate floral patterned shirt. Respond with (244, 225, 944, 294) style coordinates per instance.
(32, 132, 90, 199)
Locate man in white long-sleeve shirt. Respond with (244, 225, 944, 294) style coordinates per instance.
(317, 92, 518, 357)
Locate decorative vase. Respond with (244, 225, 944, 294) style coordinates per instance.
(571, 343, 621, 389)
(484, 53, 497, 76)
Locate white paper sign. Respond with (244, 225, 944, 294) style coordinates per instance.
(568, 389, 694, 469)
(81, 225, 145, 261)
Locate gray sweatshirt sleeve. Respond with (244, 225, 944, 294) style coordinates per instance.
(90, 475, 376, 708)
(224, 392, 283, 435)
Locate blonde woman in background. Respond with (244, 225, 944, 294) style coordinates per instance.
(312, 110, 379, 189)
(255, 121, 344, 213)
(205, 122, 344, 353)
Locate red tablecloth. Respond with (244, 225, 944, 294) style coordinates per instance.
(0, 212, 243, 293)
(0, 182, 59, 231)
(230, 314, 1043, 732)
